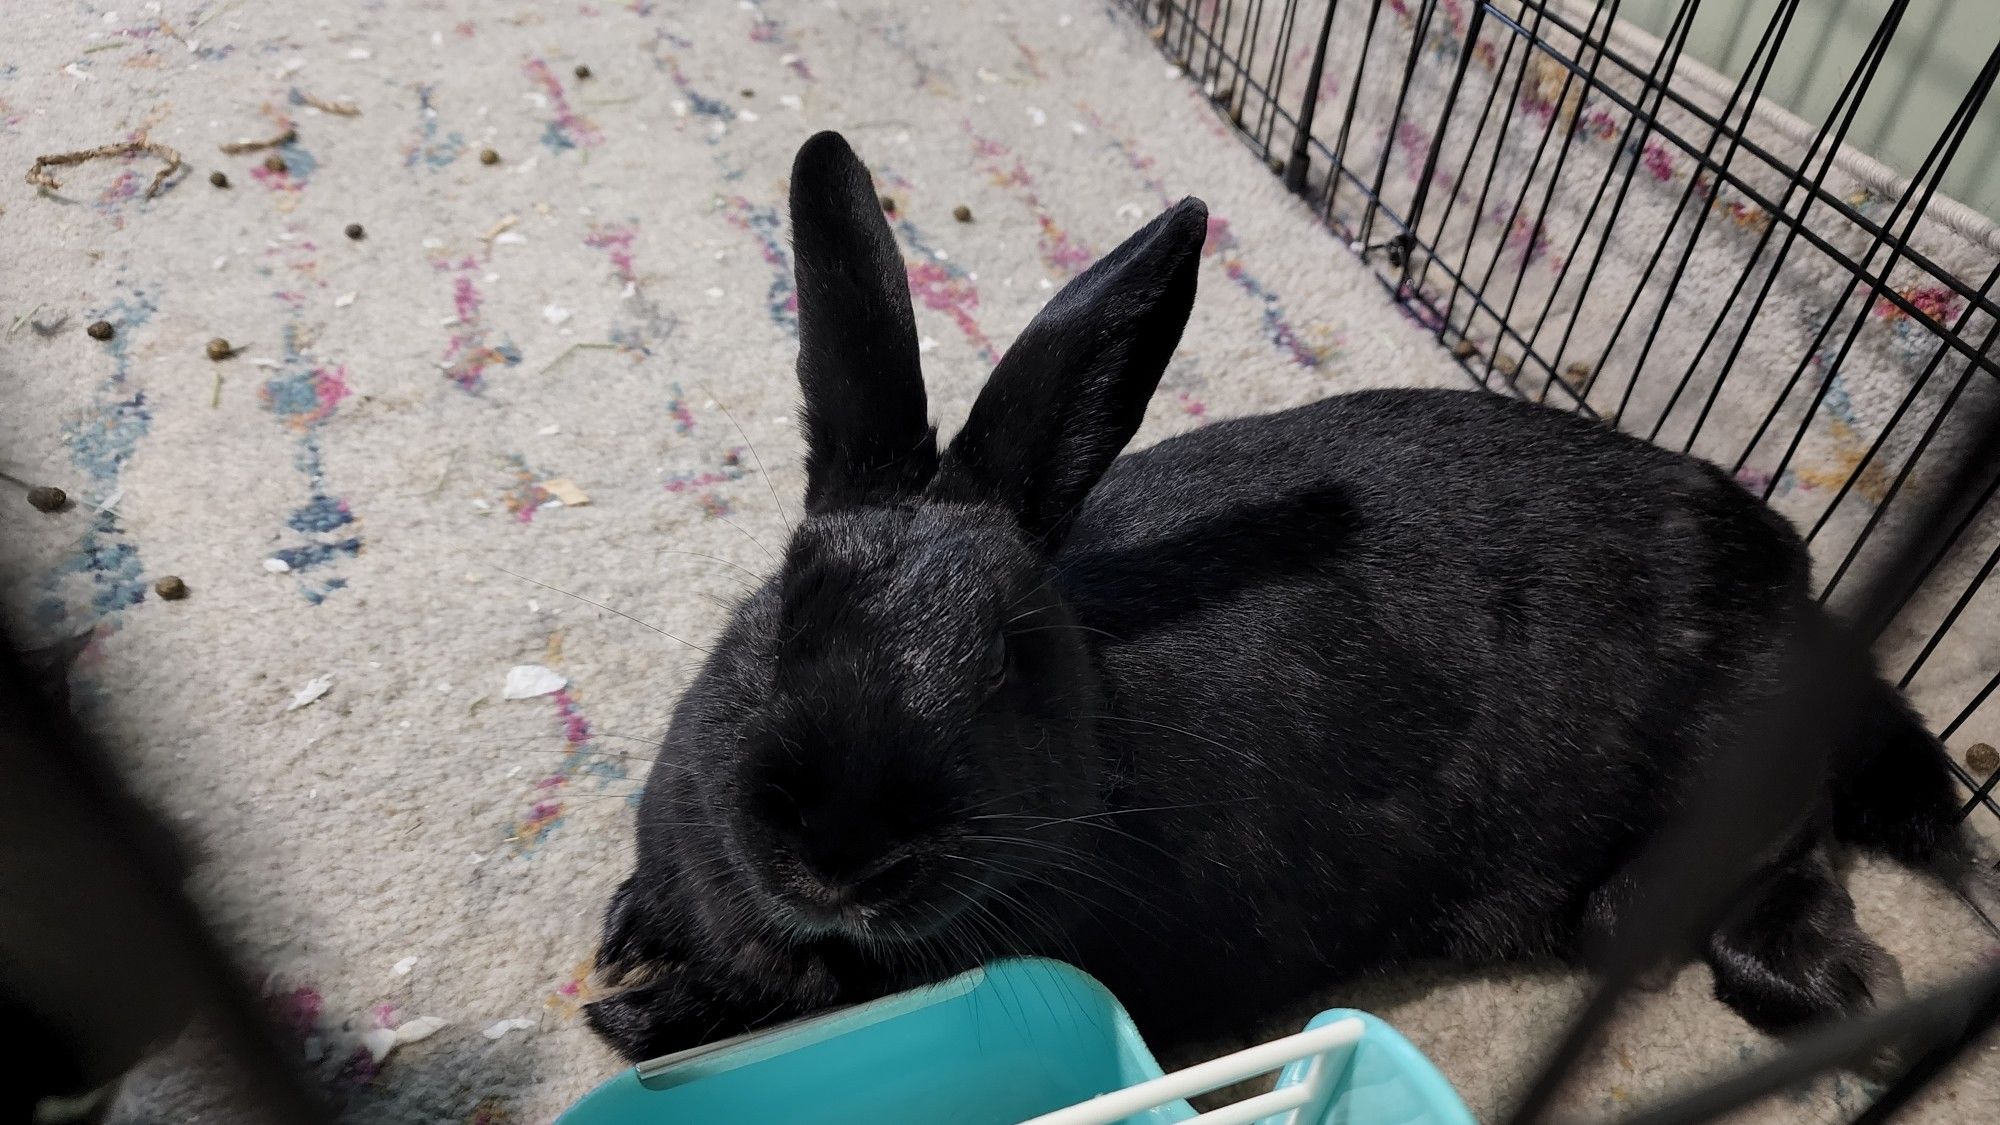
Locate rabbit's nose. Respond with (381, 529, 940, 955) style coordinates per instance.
(852, 848, 914, 883)
(795, 835, 902, 887)
(791, 871, 853, 907)
(792, 841, 914, 906)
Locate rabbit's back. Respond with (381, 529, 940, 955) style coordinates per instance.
(1051, 388, 1810, 1019)
(1066, 388, 1807, 679)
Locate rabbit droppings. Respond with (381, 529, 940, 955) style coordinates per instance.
(583, 132, 1971, 1063)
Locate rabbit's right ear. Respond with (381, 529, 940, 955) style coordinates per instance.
(790, 132, 938, 514)
(932, 198, 1207, 549)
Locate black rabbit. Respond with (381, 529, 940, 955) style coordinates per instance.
(584, 131, 1972, 1062)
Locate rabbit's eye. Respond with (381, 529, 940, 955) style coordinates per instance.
(983, 633, 1009, 691)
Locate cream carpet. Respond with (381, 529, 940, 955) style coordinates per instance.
(0, 1, 1993, 1121)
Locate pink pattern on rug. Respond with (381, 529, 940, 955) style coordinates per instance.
(746, 4, 815, 79)
(877, 171, 1000, 364)
(665, 384, 698, 436)
(967, 129, 1094, 277)
(665, 448, 750, 513)
(585, 220, 678, 352)
(585, 223, 637, 282)
(525, 58, 602, 150)
(906, 258, 996, 363)
(716, 197, 799, 335)
(1876, 285, 1961, 323)
(501, 455, 556, 523)
(508, 686, 627, 855)
(433, 256, 521, 392)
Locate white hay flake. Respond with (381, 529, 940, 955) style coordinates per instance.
(482, 1017, 535, 1040)
(538, 478, 590, 506)
(502, 664, 566, 700)
(361, 1016, 449, 1062)
(286, 675, 332, 711)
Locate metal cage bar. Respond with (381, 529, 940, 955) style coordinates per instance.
(1130, 1, 2000, 1116)
(1129, 0, 2000, 848)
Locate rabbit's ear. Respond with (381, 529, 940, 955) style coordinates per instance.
(933, 197, 1207, 548)
(790, 131, 938, 514)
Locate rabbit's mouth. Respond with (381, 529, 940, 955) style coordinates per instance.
(759, 846, 964, 944)
(775, 895, 961, 948)
(781, 900, 893, 941)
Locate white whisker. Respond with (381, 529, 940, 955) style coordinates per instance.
(494, 567, 713, 655)
(702, 383, 796, 537)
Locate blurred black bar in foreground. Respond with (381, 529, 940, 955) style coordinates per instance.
(0, 629, 332, 1124)
(1505, 390, 2000, 1123)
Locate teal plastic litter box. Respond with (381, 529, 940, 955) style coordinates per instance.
(558, 958, 1473, 1125)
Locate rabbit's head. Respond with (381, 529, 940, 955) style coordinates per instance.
(597, 131, 1206, 1003)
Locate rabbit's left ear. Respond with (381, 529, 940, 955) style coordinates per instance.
(790, 132, 938, 513)
(932, 197, 1207, 549)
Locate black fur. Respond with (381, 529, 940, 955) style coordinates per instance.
(931, 196, 1207, 546)
(1705, 843, 1900, 1034)
(790, 132, 937, 513)
(584, 131, 1968, 1061)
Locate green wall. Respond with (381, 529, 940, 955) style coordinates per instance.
(1616, 0, 1996, 220)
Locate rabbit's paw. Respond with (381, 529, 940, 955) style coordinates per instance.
(1705, 846, 1901, 1043)
(582, 957, 779, 1062)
